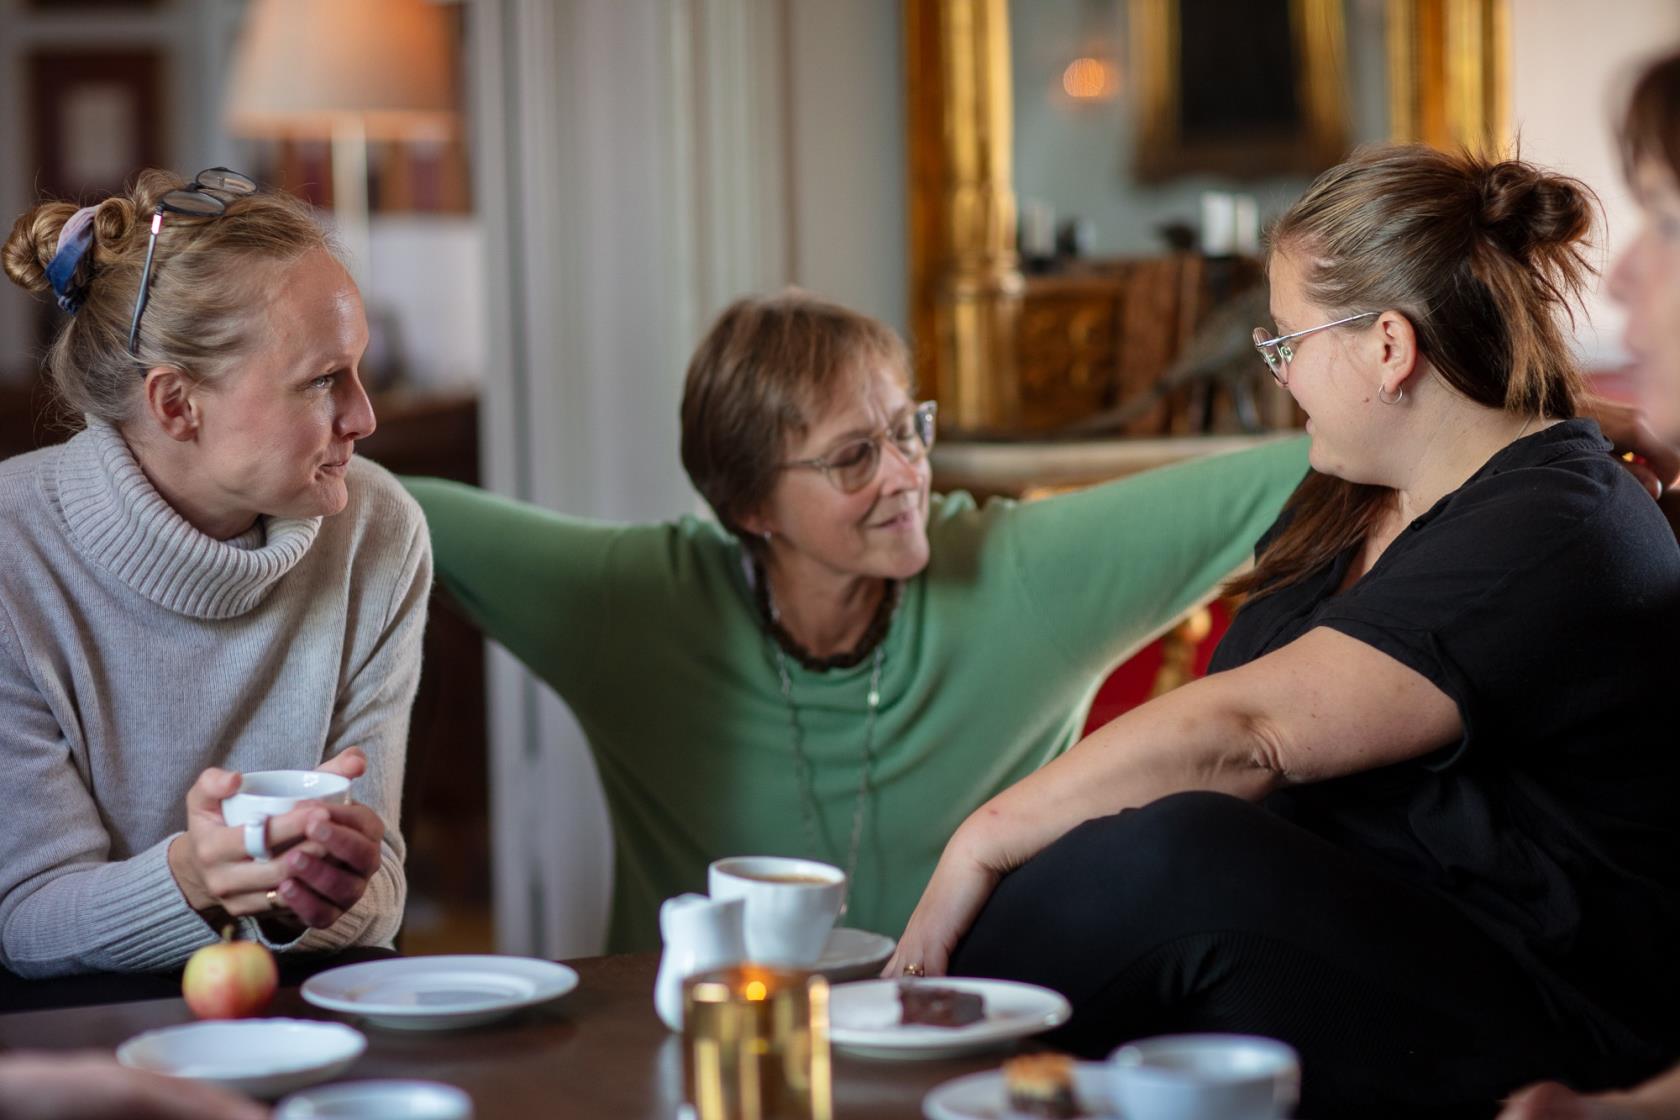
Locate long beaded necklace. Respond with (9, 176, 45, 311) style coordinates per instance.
(770, 644, 882, 918)
(760, 573, 895, 918)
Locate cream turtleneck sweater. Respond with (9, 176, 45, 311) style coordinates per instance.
(0, 419, 429, 978)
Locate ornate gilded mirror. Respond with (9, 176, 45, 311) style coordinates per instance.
(907, 0, 1510, 438)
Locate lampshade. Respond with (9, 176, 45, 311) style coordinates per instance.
(225, 0, 458, 141)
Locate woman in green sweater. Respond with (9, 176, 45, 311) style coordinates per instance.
(405, 290, 1663, 953)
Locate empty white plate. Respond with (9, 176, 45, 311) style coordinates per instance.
(829, 977, 1071, 1060)
(301, 955, 579, 1030)
(923, 1061, 1115, 1120)
(276, 1079, 473, 1119)
(815, 928, 897, 982)
(116, 1018, 366, 1099)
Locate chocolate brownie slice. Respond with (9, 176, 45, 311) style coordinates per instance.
(897, 982, 986, 1027)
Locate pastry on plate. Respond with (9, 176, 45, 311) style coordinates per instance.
(1002, 1052, 1081, 1118)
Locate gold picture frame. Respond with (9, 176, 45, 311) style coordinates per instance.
(1387, 0, 1510, 156)
(1132, 0, 1351, 183)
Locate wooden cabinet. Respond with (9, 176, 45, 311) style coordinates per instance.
(1013, 253, 1283, 437)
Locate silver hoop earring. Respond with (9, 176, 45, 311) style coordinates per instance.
(1378, 385, 1405, 405)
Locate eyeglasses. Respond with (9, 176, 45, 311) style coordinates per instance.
(1251, 311, 1379, 386)
(783, 401, 938, 494)
(127, 167, 258, 357)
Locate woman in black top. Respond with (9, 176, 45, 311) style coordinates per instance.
(889, 145, 1680, 1117)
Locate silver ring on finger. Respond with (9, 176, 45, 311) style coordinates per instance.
(243, 819, 271, 861)
(266, 888, 282, 910)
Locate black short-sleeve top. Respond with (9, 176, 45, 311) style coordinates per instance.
(1210, 419, 1680, 1056)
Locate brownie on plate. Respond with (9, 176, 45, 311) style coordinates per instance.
(897, 982, 985, 1027)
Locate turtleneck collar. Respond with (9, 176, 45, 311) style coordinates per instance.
(46, 418, 322, 620)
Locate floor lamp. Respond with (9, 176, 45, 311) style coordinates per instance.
(224, 0, 458, 287)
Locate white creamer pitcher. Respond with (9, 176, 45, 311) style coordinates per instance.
(654, 893, 747, 1031)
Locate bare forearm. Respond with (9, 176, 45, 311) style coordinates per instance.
(891, 629, 1459, 976)
(960, 676, 1281, 872)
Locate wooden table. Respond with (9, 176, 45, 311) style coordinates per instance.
(0, 953, 1008, 1118)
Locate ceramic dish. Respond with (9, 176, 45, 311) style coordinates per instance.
(275, 1079, 474, 1118)
(828, 977, 1071, 1060)
(815, 928, 896, 982)
(116, 1018, 366, 1099)
(922, 1061, 1115, 1119)
(301, 955, 578, 1030)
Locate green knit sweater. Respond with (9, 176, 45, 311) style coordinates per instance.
(404, 436, 1310, 951)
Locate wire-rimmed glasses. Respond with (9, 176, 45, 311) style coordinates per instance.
(1252, 311, 1380, 386)
(783, 400, 938, 493)
(127, 167, 258, 356)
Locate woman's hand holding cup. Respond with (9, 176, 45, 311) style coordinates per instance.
(167, 748, 382, 929)
(267, 794, 386, 929)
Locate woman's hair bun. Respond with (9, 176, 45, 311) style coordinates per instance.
(2, 201, 81, 296)
(1477, 159, 1595, 259)
(2, 192, 144, 301)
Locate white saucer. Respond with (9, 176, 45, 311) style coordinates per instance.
(301, 954, 579, 1030)
(828, 977, 1071, 1060)
(116, 1018, 366, 1099)
(923, 1061, 1115, 1120)
(276, 1079, 473, 1119)
(815, 928, 896, 982)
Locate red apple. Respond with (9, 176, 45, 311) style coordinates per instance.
(182, 926, 278, 1019)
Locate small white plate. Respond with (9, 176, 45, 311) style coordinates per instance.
(276, 1079, 473, 1119)
(829, 977, 1071, 1060)
(301, 955, 579, 1030)
(815, 928, 896, 982)
(116, 1018, 366, 1099)
(923, 1061, 1116, 1120)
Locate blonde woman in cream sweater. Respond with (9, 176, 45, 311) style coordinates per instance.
(0, 168, 428, 981)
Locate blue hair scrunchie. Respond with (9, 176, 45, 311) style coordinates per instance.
(45, 205, 99, 314)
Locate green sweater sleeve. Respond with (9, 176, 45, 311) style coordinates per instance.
(401, 476, 619, 698)
(1002, 435, 1310, 674)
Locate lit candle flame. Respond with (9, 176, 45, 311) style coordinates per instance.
(1062, 57, 1117, 100)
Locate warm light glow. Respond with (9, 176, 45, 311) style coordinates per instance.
(1062, 57, 1118, 100)
(744, 980, 769, 1002)
(226, 0, 458, 140)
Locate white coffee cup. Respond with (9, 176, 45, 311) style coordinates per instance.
(1108, 1034, 1300, 1120)
(706, 856, 845, 967)
(221, 770, 352, 827)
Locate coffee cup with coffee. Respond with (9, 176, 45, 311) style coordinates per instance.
(706, 856, 845, 967)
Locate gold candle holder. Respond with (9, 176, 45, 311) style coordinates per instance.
(682, 965, 832, 1120)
